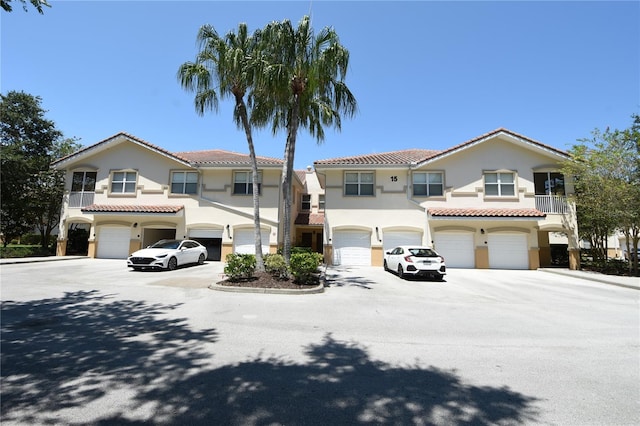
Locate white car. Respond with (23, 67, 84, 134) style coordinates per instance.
(127, 239, 207, 271)
(383, 246, 446, 280)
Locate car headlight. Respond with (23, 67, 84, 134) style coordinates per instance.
(156, 254, 168, 259)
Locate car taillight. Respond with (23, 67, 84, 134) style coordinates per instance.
(404, 255, 413, 263)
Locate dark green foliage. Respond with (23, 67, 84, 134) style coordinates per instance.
(224, 253, 256, 281)
(0, 91, 80, 249)
(289, 251, 323, 284)
(0, 244, 54, 258)
(581, 259, 632, 277)
(1, 0, 50, 14)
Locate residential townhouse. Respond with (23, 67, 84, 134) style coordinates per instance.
(52, 128, 579, 271)
(315, 128, 579, 270)
(52, 132, 291, 261)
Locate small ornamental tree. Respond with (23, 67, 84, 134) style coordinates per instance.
(562, 115, 640, 276)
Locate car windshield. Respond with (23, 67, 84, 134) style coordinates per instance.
(408, 248, 437, 257)
(150, 240, 180, 249)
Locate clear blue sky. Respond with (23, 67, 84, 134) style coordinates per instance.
(2, 0, 638, 169)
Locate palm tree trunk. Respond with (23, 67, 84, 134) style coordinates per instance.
(281, 98, 300, 264)
(238, 100, 264, 271)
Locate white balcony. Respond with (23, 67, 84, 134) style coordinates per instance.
(535, 195, 569, 214)
(69, 191, 94, 208)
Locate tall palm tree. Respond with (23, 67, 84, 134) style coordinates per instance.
(178, 23, 266, 271)
(253, 15, 357, 263)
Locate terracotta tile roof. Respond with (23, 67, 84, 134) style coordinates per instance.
(176, 150, 283, 166)
(81, 204, 184, 214)
(295, 170, 307, 186)
(315, 149, 441, 166)
(295, 212, 325, 225)
(428, 208, 546, 218)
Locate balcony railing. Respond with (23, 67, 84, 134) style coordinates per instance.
(69, 191, 95, 208)
(535, 194, 569, 214)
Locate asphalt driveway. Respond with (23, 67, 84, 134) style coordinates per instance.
(1, 259, 638, 425)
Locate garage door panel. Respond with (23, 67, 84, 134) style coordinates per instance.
(97, 227, 130, 259)
(488, 234, 529, 269)
(333, 231, 371, 266)
(434, 233, 475, 268)
(383, 231, 422, 252)
(234, 229, 269, 255)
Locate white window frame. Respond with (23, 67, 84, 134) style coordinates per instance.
(484, 171, 516, 197)
(344, 171, 375, 196)
(412, 171, 444, 197)
(110, 170, 137, 194)
(233, 171, 262, 195)
(171, 171, 198, 195)
(319, 194, 325, 211)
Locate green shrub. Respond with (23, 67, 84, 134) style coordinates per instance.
(0, 245, 53, 258)
(264, 253, 289, 279)
(582, 258, 630, 276)
(224, 253, 256, 281)
(289, 251, 323, 284)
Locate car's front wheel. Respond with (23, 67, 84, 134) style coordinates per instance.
(198, 253, 205, 265)
(167, 257, 178, 271)
(383, 260, 389, 271)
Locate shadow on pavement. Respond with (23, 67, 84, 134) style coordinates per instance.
(325, 267, 377, 289)
(2, 292, 539, 425)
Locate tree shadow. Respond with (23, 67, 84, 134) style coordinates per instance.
(325, 267, 377, 289)
(1, 290, 218, 424)
(2, 294, 540, 425)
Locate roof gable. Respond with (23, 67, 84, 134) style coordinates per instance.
(52, 132, 192, 169)
(314, 128, 569, 169)
(52, 132, 284, 170)
(414, 128, 569, 167)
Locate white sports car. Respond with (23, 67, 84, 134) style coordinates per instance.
(383, 246, 446, 280)
(127, 239, 207, 271)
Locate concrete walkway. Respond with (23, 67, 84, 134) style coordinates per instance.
(539, 267, 639, 290)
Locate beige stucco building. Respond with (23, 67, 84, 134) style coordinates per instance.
(53, 128, 579, 270)
(52, 132, 286, 261)
(315, 128, 579, 270)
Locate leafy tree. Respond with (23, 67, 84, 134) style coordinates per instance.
(178, 23, 267, 272)
(31, 137, 82, 249)
(1, 0, 50, 13)
(253, 16, 357, 263)
(563, 116, 640, 275)
(0, 91, 76, 249)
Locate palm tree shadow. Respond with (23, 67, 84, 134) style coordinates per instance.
(325, 267, 376, 289)
(2, 293, 540, 425)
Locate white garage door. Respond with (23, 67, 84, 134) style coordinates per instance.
(189, 229, 223, 239)
(488, 234, 529, 269)
(97, 226, 130, 259)
(332, 231, 371, 266)
(433, 233, 475, 268)
(383, 231, 422, 252)
(233, 229, 270, 255)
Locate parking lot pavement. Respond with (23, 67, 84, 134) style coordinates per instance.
(1, 260, 639, 426)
